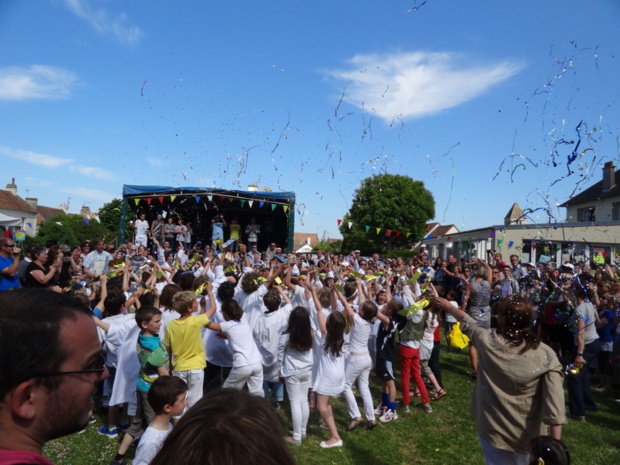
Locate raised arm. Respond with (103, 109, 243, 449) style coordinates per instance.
(333, 285, 355, 321)
(430, 284, 468, 322)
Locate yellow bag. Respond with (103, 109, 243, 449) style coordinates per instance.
(449, 322, 470, 349)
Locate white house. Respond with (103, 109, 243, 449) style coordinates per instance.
(423, 162, 620, 266)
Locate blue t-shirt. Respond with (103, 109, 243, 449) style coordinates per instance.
(212, 222, 224, 240)
(597, 309, 615, 343)
(0, 255, 20, 291)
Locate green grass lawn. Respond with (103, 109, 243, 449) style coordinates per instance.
(44, 346, 620, 464)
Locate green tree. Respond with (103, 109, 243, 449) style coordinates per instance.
(340, 174, 435, 254)
(98, 198, 133, 243)
(98, 198, 123, 232)
(33, 213, 114, 246)
(312, 239, 342, 254)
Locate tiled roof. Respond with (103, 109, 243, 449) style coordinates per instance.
(293, 232, 319, 251)
(0, 190, 38, 214)
(433, 225, 458, 237)
(559, 168, 620, 207)
(37, 205, 66, 220)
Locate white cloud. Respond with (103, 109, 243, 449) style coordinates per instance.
(62, 0, 144, 45)
(60, 187, 116, 202)
(326, 51, 524, 122)
(0, 145, 73, 167)
(70, 165, 114, 180)
(146, 157, 165, 167)
(0, 65, 78, 101)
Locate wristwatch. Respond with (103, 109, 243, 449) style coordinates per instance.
(576, 353, 583, 356)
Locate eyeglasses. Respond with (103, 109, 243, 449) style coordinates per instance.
(33, 353, 106, 378)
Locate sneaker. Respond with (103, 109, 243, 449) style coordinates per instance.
(374, 403, 385, 415)
(379, 409, 399, 423)
(416, 403, 433, 413)
(402, 404, 410, 413)
(109, 459, 127, 465)
(98, 426, 119, 438)
(88, 415, 97, 425)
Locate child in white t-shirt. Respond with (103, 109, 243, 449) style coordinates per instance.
(205, 299, 264, 396)
(132, 376, 188, 465)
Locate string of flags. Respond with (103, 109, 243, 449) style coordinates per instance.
(335, 220, 577, 252)
(131, 196, 290, 213)
(336, 219, 420, 239)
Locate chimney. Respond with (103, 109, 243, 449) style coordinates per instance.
(25, 197, 38, 209)
(247, 183, 258, 192)
(5, 178, 17, 195)
(603, 161, 616, 192)
(80, 205, 90, 218)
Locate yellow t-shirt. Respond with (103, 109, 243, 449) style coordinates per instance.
(163, 314, 209, 371)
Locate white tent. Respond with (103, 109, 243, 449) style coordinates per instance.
(296, 244, 313, 253)
(0, 212, 21, 228)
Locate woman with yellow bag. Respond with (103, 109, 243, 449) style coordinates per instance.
(456, 258, 493, 378)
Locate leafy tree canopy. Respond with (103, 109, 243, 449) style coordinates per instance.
(339, 174, 435, 255)
(31, 213, 114, 247)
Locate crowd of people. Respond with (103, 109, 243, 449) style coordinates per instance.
(1, 224, 619, 465)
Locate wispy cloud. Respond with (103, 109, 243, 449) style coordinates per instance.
(70, 165, 114, 180)
(0, 65, 78, 101)
(62, 0, 144, 45)
(326, 51, 524, 122)
(60, 187, 116, 202)
(145, 157, 165, 167)
(0, 146, 72, 167)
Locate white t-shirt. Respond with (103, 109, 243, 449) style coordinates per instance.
(135, 219, 149, 237)
(253, 304, 293, 381)
(132, 423, 172, 465)
(349, 312, 372, 354)
(219, 319, 262, 367)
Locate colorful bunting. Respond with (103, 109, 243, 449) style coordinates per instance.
(158, 196, 164, 204)
(271, 204, 276, 211)
(134, 199, 140, 206)
(337, 219, 342, 227)
(365, 225, 370, 233)
(240, 200, 246, 207)
(170, 195, 176, 202)
(386, 229, 392, 237)
(348, 222, 352, 229)
(146, 198, 152, 205)
(248, 200, 253, 208)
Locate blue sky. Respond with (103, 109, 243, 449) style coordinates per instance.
(1, 0, 619, 239)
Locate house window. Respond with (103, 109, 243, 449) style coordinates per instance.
(577, 206, 596, 222)
(613, 202, 620, 221)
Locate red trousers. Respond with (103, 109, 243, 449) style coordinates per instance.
(399, 345, 429, 405)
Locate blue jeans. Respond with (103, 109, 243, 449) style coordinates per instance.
(263, 380, 284, 402)
(479, 436, 529, 465)
(567, 339, 600, 416)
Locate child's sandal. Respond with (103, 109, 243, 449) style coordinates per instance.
(346, 418, 363, 431)
(366, 420, 379, 430)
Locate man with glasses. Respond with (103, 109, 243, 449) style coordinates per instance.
(0, 237, 21, 291)
(0, 289, 108, 464)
